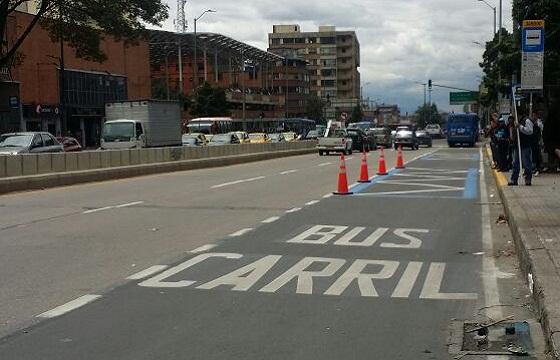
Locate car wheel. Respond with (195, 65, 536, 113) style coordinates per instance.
(348, 149, 353, 155)
(428, 143, 432, 148)
(319, 151, 324, 156)
(448, 142, 454, 147)
(325, 151, 330, 156)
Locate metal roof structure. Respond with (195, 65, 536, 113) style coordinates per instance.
(149, 30, 283, 65)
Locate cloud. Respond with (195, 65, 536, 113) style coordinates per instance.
(160, 0, 512, 113)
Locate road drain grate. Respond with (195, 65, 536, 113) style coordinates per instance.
(449, 319, 536, 359)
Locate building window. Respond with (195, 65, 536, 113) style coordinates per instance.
(307, 37, 317, 44)
(322, 59, 337, 67)
(271, 38, 280, 45)
(295, 38, 305, 44)
(321, 69, 336, 77)
(320, 37, 336, 44)
(320, 47, 336, 55)
(321, 80, 336, 87)
(282, 38, 295, 44)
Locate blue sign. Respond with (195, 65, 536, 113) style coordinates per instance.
(522, 21, 545, 53)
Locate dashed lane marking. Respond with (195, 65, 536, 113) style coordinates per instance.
(305, 200, 320, 206)
(280, 170, 298, 175)
(83, 201, 144, 214)
(318, 162, 332, 167)
(36, 295, 102, 319)
(229, 228, 254, 237)
(286, 207, 302, 213)
(126, 265, 169, 280)
(262, 216, 281, 224)
(189, 244, 218, 254)
(211, 176, 266, 189)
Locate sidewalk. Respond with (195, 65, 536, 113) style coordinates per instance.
(487, 146, 560, 359)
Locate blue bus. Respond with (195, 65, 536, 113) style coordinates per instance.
(447, 113, 479, 147)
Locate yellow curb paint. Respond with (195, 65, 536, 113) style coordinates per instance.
(484, 145, 507, 187)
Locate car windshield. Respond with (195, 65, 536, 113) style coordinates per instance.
(249, 134, 265, 139)
(210, 134, 231, 142)
(348, 123, 370, 131)
(449, 116, 474, 124)
(187, 123, 212, 134)
(328, 130, 346, 138)
(102, 123, 134, 141)
(182, 138, 198, 145)
(269, 134, 281, 140)
(0, 134, 33, 147)
(371, 129, 387, 135)
(306, 131, 319, 137)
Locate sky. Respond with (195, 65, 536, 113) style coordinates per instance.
(157, 0, 513, 114)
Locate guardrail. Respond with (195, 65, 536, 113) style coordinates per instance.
(0, 142, 316, 194)
(0, 142, 314, 179)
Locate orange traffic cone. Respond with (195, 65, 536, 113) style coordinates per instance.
(358, 149, 371, 183)
(334, 154, 353, 195)
(396, 146, 405, 169)
(377, 147, 388, 175)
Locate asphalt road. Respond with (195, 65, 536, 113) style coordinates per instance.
(0, 142, 545, 359)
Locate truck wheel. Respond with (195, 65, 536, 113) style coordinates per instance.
(348, 149, 353, 155)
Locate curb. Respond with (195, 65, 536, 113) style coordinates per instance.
(0, 148, 315, 196)
(485, 144, 560, 359)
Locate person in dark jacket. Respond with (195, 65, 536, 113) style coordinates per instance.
(509, 113, 534, 186)
(542, 105, 560, 172)
(495, 118, 510, 171)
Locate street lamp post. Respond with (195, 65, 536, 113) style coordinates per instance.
(193, 9, 216, 89)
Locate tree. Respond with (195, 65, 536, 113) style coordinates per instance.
(305, 94, 326, 123)
(350, 103, 363, 123)
(151, 78, 191, 111)
(190, 82, 230, 118)
(0, 0, 168, 67)
(415, 103, 441, 129)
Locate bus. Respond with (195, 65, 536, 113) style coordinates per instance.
(447, 113, 479, 147)
(186, 117, 315, 136)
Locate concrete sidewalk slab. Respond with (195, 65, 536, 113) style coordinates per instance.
(487, 144, 560, 359)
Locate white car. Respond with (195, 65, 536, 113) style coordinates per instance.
(425, 124, 443, 138)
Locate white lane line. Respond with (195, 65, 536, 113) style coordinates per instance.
(285, 207, 302, 213)
(83, 206, 114, 214)
(280, 170, 298, 175)
(305, 200, 320, 206)
(318, 162, 332, 167)
(346, 156, 354, 160)
(479, 147, 503, 321)
(115, 201, 145, 208)
(229, 228, 254, 237)
(211, 176, 265, 189)
(126, 265, 169, 280)
(37, 295, 101, 319)
(323, 193, 333, 198)
(262, 216, 281, 223)
(189, 244, 218, 254)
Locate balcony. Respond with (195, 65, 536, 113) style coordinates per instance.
(226, 92, 280, 105)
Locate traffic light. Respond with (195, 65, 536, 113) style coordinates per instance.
(428, 79, 432, 89)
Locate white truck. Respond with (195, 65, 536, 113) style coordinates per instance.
(101, 100, 182, 149)
(317, 123, 353, 156)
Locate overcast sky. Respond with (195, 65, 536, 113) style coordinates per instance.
(158, 0, 512, 114)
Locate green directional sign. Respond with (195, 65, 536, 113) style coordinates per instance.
(449, 91, 478, 105)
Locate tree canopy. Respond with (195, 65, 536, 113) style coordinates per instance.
(0, 0, 169, 66)
(414, 103, 441, 129)
(350, 103, 363, 123)
(189, 82, 230, 118)
(305, 94, 326, 123)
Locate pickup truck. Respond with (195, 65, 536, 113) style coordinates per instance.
(317, 129, 353, 156)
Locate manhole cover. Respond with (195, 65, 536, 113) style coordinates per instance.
(449, 319, 536, 358)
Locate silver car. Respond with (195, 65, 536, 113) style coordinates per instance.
(0, 132, 64, 155)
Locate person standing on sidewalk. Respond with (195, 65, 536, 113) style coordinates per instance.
(531, 112, 543, 176)
(509, 112, 534, 186)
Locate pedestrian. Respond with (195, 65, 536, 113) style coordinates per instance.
(509, 112, 534, 186)
(495, 118, 510, 171)
(531, 111, 543, 176)
(487, 113, 499, 169)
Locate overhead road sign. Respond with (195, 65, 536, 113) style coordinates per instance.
(521, 20, 545, 91)
(449, 92, 478, 105)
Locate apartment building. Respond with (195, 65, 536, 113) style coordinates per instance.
(268, 25, 360, 101)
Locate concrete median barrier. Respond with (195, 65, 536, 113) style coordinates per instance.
(0, 142, 316, 195)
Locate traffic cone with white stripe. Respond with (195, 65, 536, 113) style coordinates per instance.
(334, 154, 353, 195)
(396, 145, 405, 169)
(358, 147, 371, 183)
(377, 147, 388, 176)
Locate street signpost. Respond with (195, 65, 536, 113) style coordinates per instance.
(521, 20, 545, 91)
(449, 92, 478, 105)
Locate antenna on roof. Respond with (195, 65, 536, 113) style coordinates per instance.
(176, 0, 187, 33)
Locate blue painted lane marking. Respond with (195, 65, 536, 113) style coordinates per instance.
(351, 169, 402, 194)
(463, 168, 479, 199)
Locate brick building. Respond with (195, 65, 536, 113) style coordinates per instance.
(3, 10, 151, 146)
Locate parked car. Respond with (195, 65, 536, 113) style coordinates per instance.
(56, 137, 82, 152)
(248, 133, 270, 144)
(348, 121, 375, 132)
(208, 133, 240, 145)
(394, 130, 419, 150)
(181, 134, 204, 147)
(268, 133, 285, 143)
(415, 130, 433, 147)
(425, 124, 443, 138)
(346, 128, 376, 152)
(282, 132, 297, 142)
(369, 127, 392, 149)
(0, 132, 63, 155)
(305, 130, 320, 140)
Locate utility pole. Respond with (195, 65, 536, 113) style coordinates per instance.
(177, 0, 187, 94)
(58, 0, 66, 135)
(284, 58, 288, 119)
(498, 0, 502, 44)
(428, 79, 433, 106)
